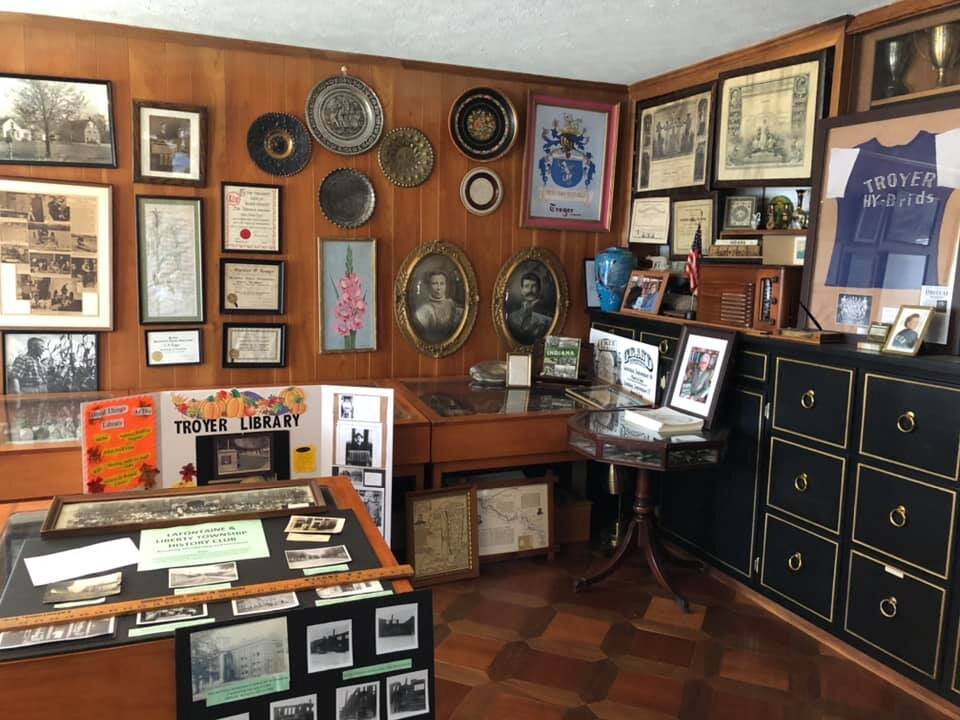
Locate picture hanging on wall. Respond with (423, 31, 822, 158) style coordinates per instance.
(221, 182, 281, 253)
(133, 100, 207, 186)
(3, 332, 98, 394)
(492, 246, 570, 352)
(319, 238, 377, 353)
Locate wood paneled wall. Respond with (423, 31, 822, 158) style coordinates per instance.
(0, 13, 628, 391)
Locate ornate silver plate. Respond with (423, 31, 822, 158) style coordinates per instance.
(318, 168, 376, 229)
(305, 74, 384, 155)
(378, 127, 435, 188)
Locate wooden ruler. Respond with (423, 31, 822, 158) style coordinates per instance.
(0, 564, 413, 633)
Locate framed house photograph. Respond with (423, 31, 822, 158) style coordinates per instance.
(492, 246, 570, 352)
(0, 178, 113, 330)
(664, 326, 736, 429)
(620, 270, 670, 316)
(222, 182, 281, 253)
(222, 322, 287, 368)
(715, 52, 827, 185)
(723, 195, 758, 229)
(520, 93, 620, 232)
(0, 73, 116, 168)
(406, 486, 479, 587)
(145, 328, 203, 367)
(220, 259, 285, 314)
(634, 83, 714, 193)
(584, 259, 601, 309)
(136, 196, 204, 324)
(133, 100, 206, 186)
(3, 332, 98, 394)
(670, 195, 715, 259)
(882, 305, 934, 356)
(319, 238, 377, 353)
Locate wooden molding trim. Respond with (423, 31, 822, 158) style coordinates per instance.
(847, 0, 960, 34)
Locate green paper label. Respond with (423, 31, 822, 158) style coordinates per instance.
(314, 590, 393, 607)
(342, 658, 412, 681)
(174, 582, 231, 595)
(205, 673, 290, 707)
(127, 617, 215, 637)
(303, 564, 349, 576)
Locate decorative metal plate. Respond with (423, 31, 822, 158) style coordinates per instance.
(305, 74, 384, 155)
(318, 168, 376, 229)
(377, 127, 435, 188)
(448, 87, 519, 162)
(460, 167, 503, 216)
(246, 112, 312, 176)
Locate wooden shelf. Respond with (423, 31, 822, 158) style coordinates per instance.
(601, 310, 841, 345)
(870, 82, 960, 107)
(718, 228, 807, 237)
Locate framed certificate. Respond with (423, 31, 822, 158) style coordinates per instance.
(145, 329, 203, 367)
(220, 259, 285, 314)
(628, 197, 670, 244)
(670, 195, 715, 259)
(221, 182, 281, 253)
(222, 323, 287, 368)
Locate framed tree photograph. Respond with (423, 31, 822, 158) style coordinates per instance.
(136, 196, 204, 324)
(220, 259, 285, 314)
(664, 326, 736, 429)
(520, 93, 620, 232)
(145, 328, 203, 367)
(133, 100, 207, 186)
(222, 182, 281, 253)
(319, 238, 377, 353)
(222, 322, 287, 368)
(634, 83, 714, 193)
(0, 73, 116, 168)
(406, 486, 479, 587)
(3, 332, 98, 394)
(0, 178, 113, 330)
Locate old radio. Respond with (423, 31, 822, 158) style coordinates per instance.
(697, 265, 802, 330)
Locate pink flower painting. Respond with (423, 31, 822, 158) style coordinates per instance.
(332, 246, 368, 350)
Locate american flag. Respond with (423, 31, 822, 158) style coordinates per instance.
(685, 222, 702, 296)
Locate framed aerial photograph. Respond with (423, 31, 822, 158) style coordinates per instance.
(882, 305, 934, 356)
(715, 52, 827, 185)
(145, 328, 202, 367)
(3, 332, 98, 394)
(222, 323, 287, 368)
(492, 246, 570, 352)
(319, 238, 377, 353)
(136, 195, 204, 324)
(634, 83, 714, 193)
(620, 270, 670, 316)
(222, 182, 281, 253)
(220, 259, 285, 314)
(664, 326, 736, 429)
(133, 100, 206, 186)
(0, 73, 116, 168)
(406, 486, 479, 587)
(520, 93, 620, 232)
(670, 195, 715, 258)
(0, 178, 112, 330)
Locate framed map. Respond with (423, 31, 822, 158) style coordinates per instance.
(475, 477, 555, 561)
(406, 486, 478, 587)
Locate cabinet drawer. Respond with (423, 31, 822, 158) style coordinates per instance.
(852, 464, 956, 579)
(767, 437, 845, 534)
(761, 514, 838, 622)
(773, 358, 853, 449)
(845, 550, 946, 679)
(735, 350, 768, 382)
(639, 331, 677, 359)
(860, 374, 960, 481)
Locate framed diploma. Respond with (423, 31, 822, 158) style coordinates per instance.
(145, 328, 203, 366)
(221, 182, 281, 253)
(628, 197, 670, 244)
(222, 323, 287, 368)
(220, 259, 285, 314)
(670, 195, 715, 259)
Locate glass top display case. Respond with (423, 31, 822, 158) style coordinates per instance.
(399, 377, 583, 418)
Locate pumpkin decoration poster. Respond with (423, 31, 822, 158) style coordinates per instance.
(82, 395, 159, 493)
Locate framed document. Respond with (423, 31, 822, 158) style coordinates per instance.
(136, 196, 204, 324)
(220, 259, 285, 314)
(670, 195, 715, 259)
(222, 182, 281, 253)
(133, 101, 206, 186)
(406, 486, 479, 587)
(634, 84, 714, 193)
(145, 328, 202, 366)
(628, 197, 670, 244)
(222, 323, 287, 368)
(475, 477, 554, 561)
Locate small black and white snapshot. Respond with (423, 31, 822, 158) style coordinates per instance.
(338, 393, 382, 422)
(306, 618, 353, 673)
(231, 592, 299, 617)
(269, 693, 317, 720)
(136, 604, 207, 626)
(42, 570, 121, 604)
(284, 515, 345, 534)
(386, 669, 430, 720)
(168, 561, 238, 589)
(340, 394, 354, 419)
(3, 332, 98, 394)
(332, 465, 364, 485)
(375, 602, 419, 655)
(336, 681, 379, 720)
(336, 422, 383, 468)
(835, 293, 872, 327)
(316, 581, 383, 601)
(214, 433, 273, 477)
(284, 545, 352, 570)
(357, 487, 385, 531)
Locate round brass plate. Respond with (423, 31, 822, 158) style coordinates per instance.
(378, 127, 435, 188)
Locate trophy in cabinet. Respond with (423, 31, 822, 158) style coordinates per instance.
(916, 22, 960, 86)
(879, 35, 913, 97)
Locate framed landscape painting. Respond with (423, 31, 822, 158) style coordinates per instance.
(319, 238, 377, 353)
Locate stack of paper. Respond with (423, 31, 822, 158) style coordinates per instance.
(623, 407, 703, 435)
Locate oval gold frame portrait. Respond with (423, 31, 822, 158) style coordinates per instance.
(395, 241, 480, 358)
(493, 246, 570, 352)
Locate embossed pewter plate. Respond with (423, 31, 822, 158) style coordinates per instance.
(318, 168, 376, 229)
(378, 127, 435, 188)
(449, 87, 519, 162)
(247, 112, 312, 176)
(305, 74, 384, 155)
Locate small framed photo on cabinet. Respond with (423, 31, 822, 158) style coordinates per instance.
(133, 100, 206, 186)
(222, 323, 287, 368)
(882, 306, 934, 356)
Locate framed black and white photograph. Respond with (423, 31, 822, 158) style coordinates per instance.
(357, 486, 384, 531)
(882, 305, 935, 356)
(336, 422, 383, 468)
(136, 195, 204, 324)
(386, 668, 430, 720)
(337, 682, 379, 720)
(664, 326, 736, 429)
(269, 694, 317, 720)
(0, 73, 116, 168)
(145, 328, 202, 367)
(493, 246, 570, 352)
(214, 433, 274, 479)
(3, 332, 98, 394)
(133, 100, 206, 186)
(222, 323, 287, 368)
(232, 592, 299, 617)
(220, 259, 285, 314)
(136, 604, 207, 626)
(723, 195, 758, 229)
(836, 293, 873, 328)
(222, 182, 281, 253)
(375, 602, 419, 655)
(306, 618, 353, 673)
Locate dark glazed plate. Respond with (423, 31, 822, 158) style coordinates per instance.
(247, 112, 312, 176)
(378, 127, 435, 188)
(448, 87, 519, 162)
(318, 168, 376, 229)
(305, 74, 384, 155)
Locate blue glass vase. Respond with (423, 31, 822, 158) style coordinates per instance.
(595, 246, 635, 312)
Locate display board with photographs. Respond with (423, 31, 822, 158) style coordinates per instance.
(2, 332, 98, 394)
(175, 590, 436, 720)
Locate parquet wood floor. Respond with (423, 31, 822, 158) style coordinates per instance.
(431, 547, 957, 720)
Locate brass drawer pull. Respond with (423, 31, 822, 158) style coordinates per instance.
(801, 389, 816, 409)
(794, 473, 809, 493)
(896, 411, 916, 434)
(889, 505, 908, 528)
(787, 552, 803, 572)
(659, 339, 670, 355)
(880, 596, 898, 619)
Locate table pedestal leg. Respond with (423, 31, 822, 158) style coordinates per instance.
(574, 467, 699, 611)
